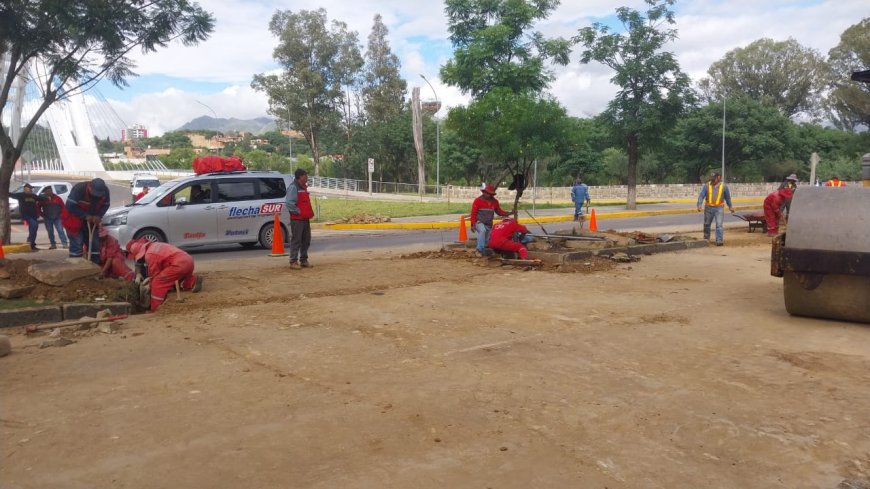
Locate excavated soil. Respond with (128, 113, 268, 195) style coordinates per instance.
(0, 259, 127, 302)
(2, 235, 869, 489)
(402, 248, 618, 273)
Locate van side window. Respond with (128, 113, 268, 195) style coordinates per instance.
(54, 185, 68, 194)
(157, 182, 211, 207)
(259, 178, 286, 199)
(215, 180, 257, 202)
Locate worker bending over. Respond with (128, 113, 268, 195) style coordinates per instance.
(126, 239, 203, 312)
(98, 228, 134, 280)
(488, 218, 533, 259)
(763, 187, 794, 237)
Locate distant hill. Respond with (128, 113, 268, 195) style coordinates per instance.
(177, 116, 276, 134)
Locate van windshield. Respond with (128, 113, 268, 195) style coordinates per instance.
(133, 181, 174, 205)
(136, 179, 160, 188)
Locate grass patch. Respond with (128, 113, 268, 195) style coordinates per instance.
(0, 298, 54, 310)
(311, 198, 667, 221)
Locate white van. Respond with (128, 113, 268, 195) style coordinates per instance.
(104, 171, 291, 249)
(131, 174, 160, 199)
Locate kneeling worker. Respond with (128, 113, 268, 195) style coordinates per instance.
(126, 239, 203, 312)
(488, 217, 533, 259)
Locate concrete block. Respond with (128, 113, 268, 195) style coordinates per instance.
(0, 306, 62, 329)
(62, 302, 130, 320)
(0, 283, 35, 299)
(28, 259, 100, 286)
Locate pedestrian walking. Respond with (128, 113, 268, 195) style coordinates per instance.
(63, 178, 110, 263)
(696, 171, 734, 246)
(285, 168, 314, 269)
(571, 177, 591, 222)
(10, 183, 44, 250)
(38, 186, 68, 249)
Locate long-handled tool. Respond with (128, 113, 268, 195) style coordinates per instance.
(174, 280, 185, 303)
(84, 221, 97, 262)
(25, 314, 128, 334)
(528, 233, 607, 241)
(523, 209, 550, 235)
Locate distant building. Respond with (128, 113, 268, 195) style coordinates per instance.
(122, 124, 148, 142)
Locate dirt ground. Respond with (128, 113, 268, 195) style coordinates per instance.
(1, 229, 869, 489)
(1, 259, 125, 303)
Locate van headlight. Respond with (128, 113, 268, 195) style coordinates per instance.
(105, 211, 128, 226)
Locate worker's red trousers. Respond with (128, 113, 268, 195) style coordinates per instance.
(763, 201, 782, 235)
(490, 239, 528, 259)
(150, 254, 196, 311)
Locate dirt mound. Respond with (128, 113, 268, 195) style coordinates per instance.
(0, 259, 127, 303)
(401, 249, 617, 273)
(332, 213, 391, 224)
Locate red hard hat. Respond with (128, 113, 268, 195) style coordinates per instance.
(481, 184, 496, 195)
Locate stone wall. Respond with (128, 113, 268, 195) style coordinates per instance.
(442, 182, 846, 202)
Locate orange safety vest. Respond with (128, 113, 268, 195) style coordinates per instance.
(825, 179, 844, 187)
(706, 182, 725, 206)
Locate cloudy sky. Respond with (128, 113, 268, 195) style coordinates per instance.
(95, 0, 867, 136)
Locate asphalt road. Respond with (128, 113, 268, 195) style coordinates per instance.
(9, 176, 748, 262)
(185, 211, 747, 263)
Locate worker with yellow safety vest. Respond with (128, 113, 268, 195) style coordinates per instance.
(696, 171, 735, 246)
(823, 176, 847, 187)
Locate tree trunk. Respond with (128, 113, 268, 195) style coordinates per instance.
(626, 133, 638, 210)
(0, 143, 20, 245)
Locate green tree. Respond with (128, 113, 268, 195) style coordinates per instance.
(670, 97, 796, 182)
(440, 0, 571, 97)
(826, 18, 870, 130)
(576, 0, 693, 209)
(0, 0, 213, 244)
(447, 88, 569, 210)
(362, 14, 407, 124)
(252, 8, 363, 176)
(699, 38, 828, 119)
(162, 148, 197, 169)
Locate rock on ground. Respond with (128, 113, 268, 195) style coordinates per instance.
(28, 259, 100, 286)
(0, 335, 10, 357)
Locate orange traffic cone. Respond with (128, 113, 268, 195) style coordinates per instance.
(589, 208, 598, 232)
(268, 213, 287, 257)
(458, 215, 468, 242)
(0, 242, 5, 260)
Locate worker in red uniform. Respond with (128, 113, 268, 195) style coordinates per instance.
(824, 176, 847, 187)
(134, 186, 150, 202)
(126, 239, 203, 312)
(488, 218, 533, 259)
(98, 228, 134, 280)
(763, 187, 794, 237)
(470, 183, 511, 256)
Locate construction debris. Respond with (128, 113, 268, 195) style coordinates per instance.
(39, 337, 76, 349)
(28, 259, 101, 286)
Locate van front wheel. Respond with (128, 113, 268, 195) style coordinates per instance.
(133, 228, 165, 243)
(258, 222, 289, 249)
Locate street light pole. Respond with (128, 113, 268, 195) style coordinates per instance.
(420, 74, 441, 196)
(195, 100, 217, 119)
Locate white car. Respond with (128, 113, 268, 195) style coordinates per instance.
(8, 181, 73, 220)
(131, 174, 160, 200)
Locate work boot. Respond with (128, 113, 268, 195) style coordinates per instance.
(715, 242, 724, 247)
(289, 261, 301, 270)
(30, 243, 39, 251)
(192, 276, 203, 293)
(61, 244, 68, 249)
(49, 244, 57, 250)
(300, 261, 312, 268)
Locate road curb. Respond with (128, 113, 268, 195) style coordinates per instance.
(1, 244, 34, 255)
(322, 204, 763, 231)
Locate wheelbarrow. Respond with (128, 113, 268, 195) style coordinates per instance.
(734, 212, 767, 233)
